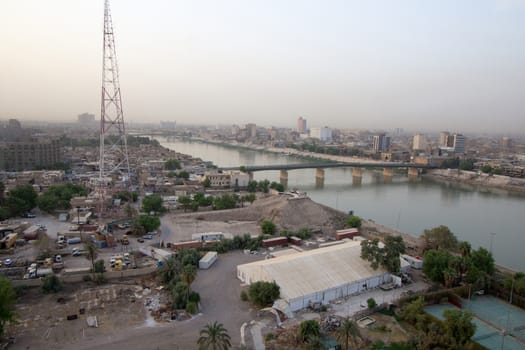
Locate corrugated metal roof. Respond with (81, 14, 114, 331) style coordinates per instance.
(237, 241, 386, 300)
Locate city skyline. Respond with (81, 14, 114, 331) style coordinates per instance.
(1, 0, 525, 133)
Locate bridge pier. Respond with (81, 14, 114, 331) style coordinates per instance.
(352, 167, 362, 178)
(248, 172, 254, 181)
(352, 176, 362, 186)
(316, 168, 325, 180)
(383, 168, 394, 178)
(279, 170, 288, 187)
(408, 168, 420, 177)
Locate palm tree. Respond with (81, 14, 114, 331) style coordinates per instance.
(159, 257, 181, 284)
(197, 321, 231, 350)
(336, 318, 361, 350)
(182, 264, 197, 303)
(85, 241, 98, 272)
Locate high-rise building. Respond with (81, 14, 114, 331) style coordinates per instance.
(452, 133, 466, 154)
(0, 120, 61, 171)
(501, 137, 513, 150)
(373, 133, 390, 153)
(78, 113, 95, 123)
(413, 134, 427, 151)
(159, 121, 176, 130)
(246, 123, 257, 138)
(297, 117, 307, 134)
(439, 131, 450, 147)
(310, 127, 332, 142)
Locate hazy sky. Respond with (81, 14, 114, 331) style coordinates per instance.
(1, 0, 524, 132)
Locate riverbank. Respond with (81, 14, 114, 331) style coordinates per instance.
(424, 169, 525, 194)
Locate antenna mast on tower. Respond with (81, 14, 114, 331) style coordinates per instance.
(98, 0, 130, 218)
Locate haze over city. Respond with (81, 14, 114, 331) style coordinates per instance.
(1, 0, 525, 133)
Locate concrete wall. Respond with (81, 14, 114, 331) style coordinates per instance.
(10, 265, 158, 288)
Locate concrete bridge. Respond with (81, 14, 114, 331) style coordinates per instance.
(220, 162, 435, 185)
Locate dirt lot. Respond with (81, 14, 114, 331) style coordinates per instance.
(7, 251, 262, 350)
(160, 194, 348, 244)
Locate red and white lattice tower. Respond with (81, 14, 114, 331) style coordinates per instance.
(97, 0, 130, 218)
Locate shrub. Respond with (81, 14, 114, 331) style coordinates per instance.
(94, 259, 105, 273)
(42, 275, 62, 293)
(248, 281, 280, 307)
(93, 273, 107, 285)
(185, 301, 198, 314)
(367, 297, 377, 309)
(346, 215, 362, 228)
(82, 274, 92, 282)
(265, 333, 275, 341)
(189, 291, 201, 304)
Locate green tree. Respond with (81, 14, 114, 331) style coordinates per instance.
(165, 158, 181, 170)
(367, 297, 377, 309)
(422, 249, 452, 283)
(182, 264, 198, 303)
(299, 319, 320, 343)
(37, 183, 87, 212)
(0, 181, 5, 205)
(360, 236, 405, 273)
(470, 247, 494, 275)
(242, 193, 256, 204)
(177, 171, 190, 179)
(443, 309, 476, 347)
(399, 296, 427, 330)
(197, 321, 232, 350)
(257, 179, 270, 193)
(213, 194, 237, 210)
(159, 257, 182, 284)
(42, 274, 63, 293)
(336, 318, 361, 350)
(141, 194, 164, 214)
(5, 184, 38, 216)
(203, 177, 211, 188)
(261, 220, 276, 235)
(0, 276, 16, 338)
(422, 225, 458, 251)
(178, 195, 193, 212)
(248, 281, 280, 307)
(85, 241, 98, 272)
(247, 180, 258, 193)
(135, 215, 161, 232)
(345, 216, 362, 228)
(481, 164, 493, 173)
(269, 181, 285, 192)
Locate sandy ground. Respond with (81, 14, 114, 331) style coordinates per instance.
(425, 169, 525, 193)
(7, 252, 262, 350)
(160, 195, 348, 245)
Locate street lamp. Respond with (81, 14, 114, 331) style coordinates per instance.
(76, 206, 83, 242)
(489, 232, 496, 255)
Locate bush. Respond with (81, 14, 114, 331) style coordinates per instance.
(346, 215, 362, 228)
(240, 290, 249, 302)
(82, 274, 92, 282)
(261, 220, 276, 235)
(265, 333, 275, 341)
(94, 259, 105, 273)
(188, 291, 201, 304)
(185, 301, 198, 314)
(367, 297, 377, 309)
(42, 275, 62, 294)
(248, 281, 280, 307)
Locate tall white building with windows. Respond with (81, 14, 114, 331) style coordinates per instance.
(310, 127, 332, 142)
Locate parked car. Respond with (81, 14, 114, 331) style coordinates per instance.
(4, 258, 13, 267)
(142, 234, 153, 240)
(22, 212, 36, 218)
(137, 238, 145, 243)
(147, 230, 158, 235)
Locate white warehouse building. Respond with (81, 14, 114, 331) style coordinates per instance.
(237, 241, 392, 313)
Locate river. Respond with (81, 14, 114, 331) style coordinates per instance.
(156, 137, 525, 271)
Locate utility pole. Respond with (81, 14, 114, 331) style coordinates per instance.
(489, 232, 496, 255)
(98, 0, 131, 222)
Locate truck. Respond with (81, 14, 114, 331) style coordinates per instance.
(67, 237, 82, 245)
(25, 265, 53, 279)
